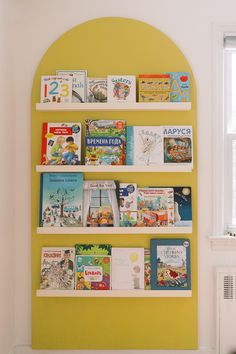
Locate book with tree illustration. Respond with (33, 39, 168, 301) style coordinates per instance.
(75, 244, 112, 255)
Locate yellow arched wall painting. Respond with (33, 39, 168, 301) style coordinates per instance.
(31, 17, 197, 350)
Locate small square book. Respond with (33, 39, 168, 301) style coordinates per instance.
(107, 75, 136, 103)
(40, 76, 72, 103)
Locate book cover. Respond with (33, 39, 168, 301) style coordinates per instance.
(163, 126, 193, 165)
(137, 188, 174, 227)
(144, 249, 151, 290)
(107, 75, 136, 103)
(167, 72, 190, 102)
(75, 244, 112, 255)
(138, 74, 170, 102)
(39, 172, 83, 227)
(75, 255, 111, 290)
(174, 187, 192, 227)
(86, 78, 107, 103)
(111, 248, 144, 290)
(40, 76, 72, 103)
(56, 70, 87, 103)
(83, 180, 120, 227)
(41, 122, 81, 165)
(85, 119, 126, 166)
(40, 247, 75, 290)
(120, 211, 137, 227)
(119, 183, 137, 212)
(150, 239, 191, 290)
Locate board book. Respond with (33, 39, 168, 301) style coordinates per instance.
(107, 75, 136, 103)
(40, 247, 75, 290)
(40, 75, 72, 103)
(86, 78, 107, 102)
(150, 239, 191, 290)
(166, 72, 190, 102)
(75, 244, 112, 255)
(39, 172, 83, 227)
(41, 122, 81, 165)
(56, 70, 87, 103)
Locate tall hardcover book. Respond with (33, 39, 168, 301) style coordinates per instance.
(39, 172, 83, 227)
(56, 70, 87, 103)
(40, 247, 75, 290)
(40, 76, 72, 103)
(166, 72, 190, 102)
(150, 239, 191, 290)
(107, 75, 136, 103)
(85, 119, 126, 165)
(41, 122, 81, 165)
(119, 183, 138, 227)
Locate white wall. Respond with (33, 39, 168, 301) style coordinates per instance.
(5, 0, 236, 353)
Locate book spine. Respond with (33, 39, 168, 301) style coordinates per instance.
(41, 123, 48, 164)
(39, 173, 44, 227)
(126, 126, 134, 165)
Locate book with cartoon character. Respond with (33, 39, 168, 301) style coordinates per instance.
(40, 76, 72, 103)
(56, 70, 87, 103)
(40, 247, 75, 290)
(119, 183, 137, 227)
(107, 75, 136, 103)
(41, 122, 81, 165)
(150, 239, 191, 290)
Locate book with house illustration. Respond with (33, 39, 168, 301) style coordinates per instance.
(107, 75, 136, 103)
(41, 122, 81, 165)
(86, 78, 107, 102)
(40, 75, 72, 103)
(150, 239, 191, 290)
(56, 70, 87, 103)
(85, 119, 126, 165)
(39, 172, 83, 227)
(40, 247, 75, 290)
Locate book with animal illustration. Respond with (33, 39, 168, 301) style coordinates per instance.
(40, 247, 75, 290)
(86, 78, 107, 102)
(85, 119, 126, 165)
(41, 122, 81, 165)
(111, 248, 144, 290)
(137, 188, 174, 227)
(166, 72, 190, 102)
(138, 74, 170, 102)
(150, 239, 191, 290)
(39, 172, 83, 227)
(75, 244, 112, 255)
(56, 70, 87, 103)
(107, 75, 136, 103)
(75, 255, 111, 290)
(40, 76, 72, 103)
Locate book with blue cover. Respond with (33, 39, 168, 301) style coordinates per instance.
(150, 239, 191, 290)
(39, 172, 83, 227)
(166, 72, 190, 102)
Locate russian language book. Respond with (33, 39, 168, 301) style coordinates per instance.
(40, 76, 72, 103)
(107, 75, 136, 103)
(56, 70, 87, 103)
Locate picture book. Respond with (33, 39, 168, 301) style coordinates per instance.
(39, 172, 83, 227)
(41, 122, 81, 165)
(75, 255, 111, 290)
(40, 76, 72, 103)
(120, 211, 137, 227)
(85, 119, 126, 166)
(137, 188, 174, 227)
(119, 183, 137, 212)
(174, 187, 192, 227)
(40, 247, 75, 290)
(86, 78, 107, 103)
(111, 248, 144, 290)
(75, 244, 112, 255)
(56, 70, 87, 103)
(150, 239, 191, 290)
(83, 180, 120, 227)
(163, 126, 193, 165)
(166, 72, 190, 102)
(144, 249, 151, 290)
(107, 75, 136, 103)
(138, 74, 170, 102)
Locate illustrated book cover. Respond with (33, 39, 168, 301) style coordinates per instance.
(166, 72, 190, 102)
(75, 255, 111, 290)
(40, 76, 72, 103)
(75, 244, 112, 255)
(41, 122, 81, 165)
(150, 239, 191, 290)
(40, 247, 75, 290)
(86, 78, 107, 103)
(119, 183, 137, 227)
(107, 75, 136, 103)
(138, 74, 170, 102)
(137, 187, 174, 227)
(85, 119, 126, 165)
(39, 172, 83, 227)
(83, 180, 120, 227)
(111, 248, 144, 290)
(144, 249, 151, 290)
(56, 70, 87, 103)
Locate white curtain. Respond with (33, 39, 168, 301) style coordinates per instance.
(107, 188, 120, 226)
(83, 189, 92, 226)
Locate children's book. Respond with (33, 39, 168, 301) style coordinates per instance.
(86, 78, 107, 103)
(144, 249, 151, 290)
(75, 255, 111, 290)
(75, 244, 112, 255)
(56, 70, 87, 103)
(150, 239, 191, 290)
(111, 248, 144, 290)
(41, 122, 81, 165)
(39, 172, 83, 227)
(119, 183, 137, 227)
(166, 72, 190, 102)
(137, 188, 174, 227)
(40, 247, 75, 290)
(83, 180, 120, 227)
(138, 74, 170, 102)
(85, 119, 126, 165)
(174, 187, 192, 227)
(107, 75, 136, 103)
(120, 211, 137, 227)
(40, 76, 72, 103)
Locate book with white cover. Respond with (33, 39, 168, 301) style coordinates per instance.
(107, 75, 136, 103)
(56, 70, 87, 103)
(111, 248, 144, 290)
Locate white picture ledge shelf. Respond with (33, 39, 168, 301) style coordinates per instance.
(36, 289, 192, 298)
(36, 165, 192, 173)
(37, 226, 192, 234)
(36, 102, 191, 112)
